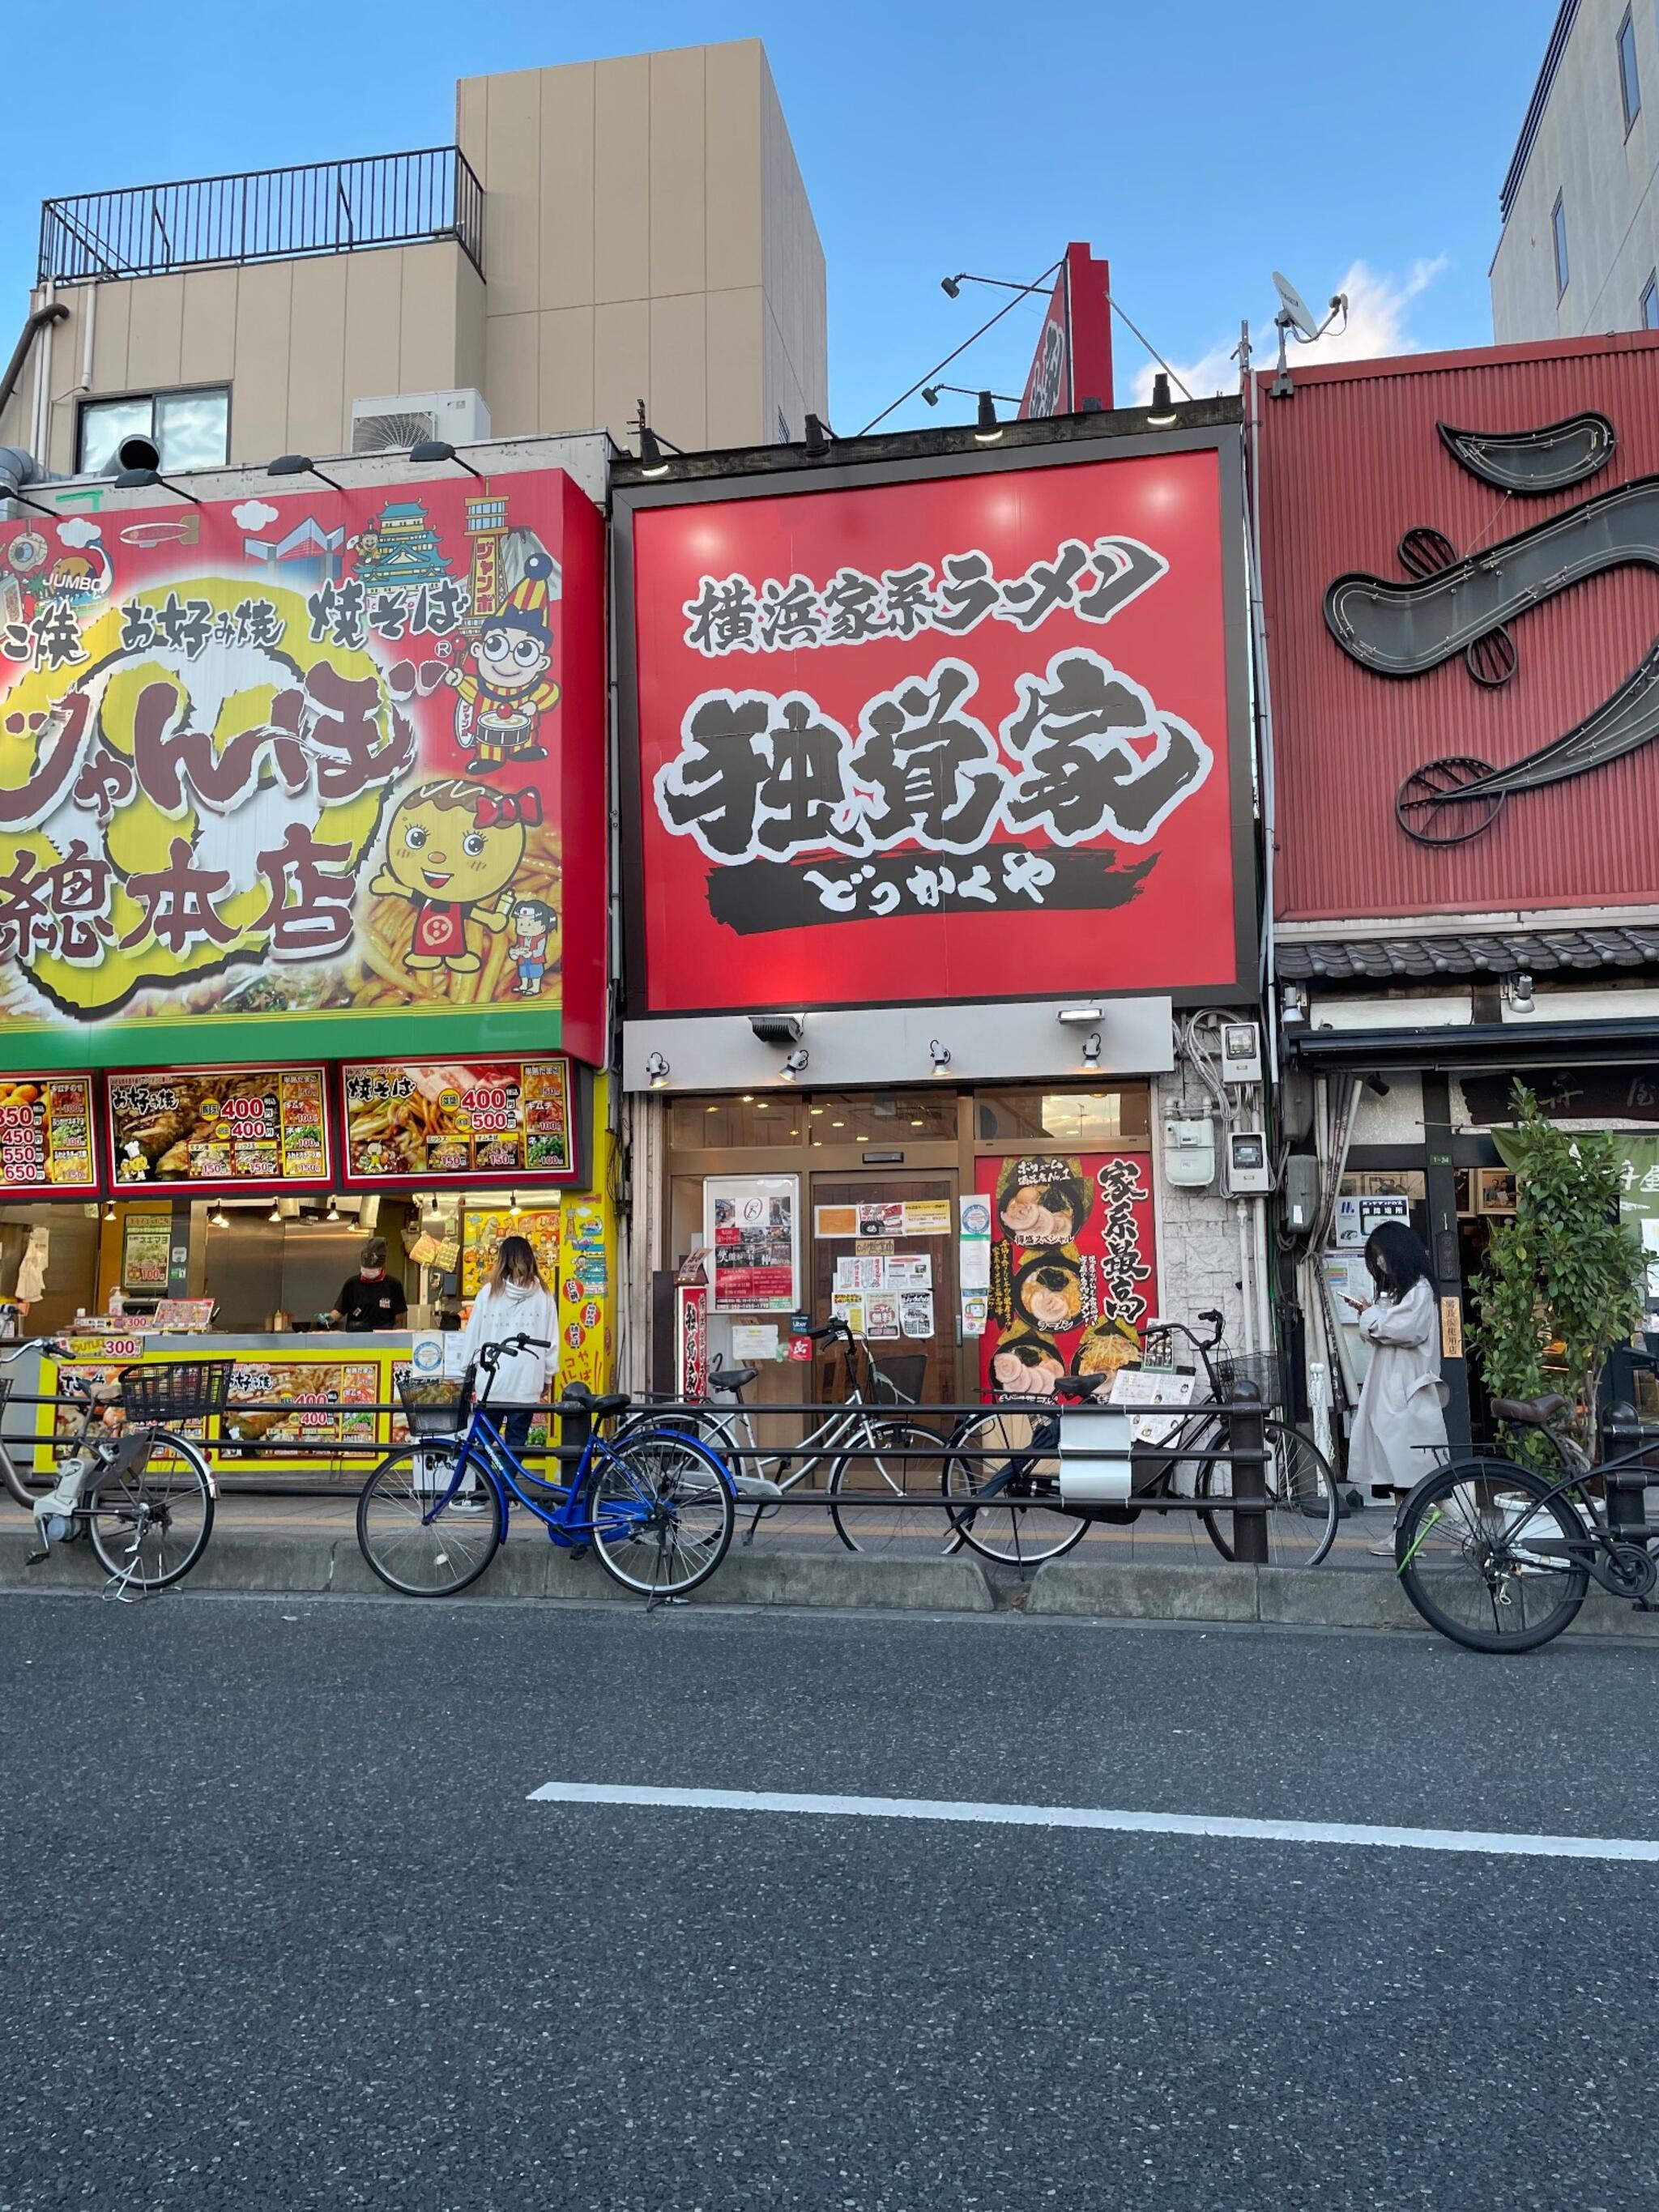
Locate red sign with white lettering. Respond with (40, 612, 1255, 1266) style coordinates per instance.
(623, 443, 1247, 1016)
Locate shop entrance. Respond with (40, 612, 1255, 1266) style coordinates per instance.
(809, 1172, 959, 1405)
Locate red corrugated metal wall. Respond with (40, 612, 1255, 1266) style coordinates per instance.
(1257, 330, 1659, 922)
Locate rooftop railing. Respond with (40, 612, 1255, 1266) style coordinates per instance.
(38, 146, 484, 285)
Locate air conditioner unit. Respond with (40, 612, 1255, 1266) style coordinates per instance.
(350, 388, 492, 455)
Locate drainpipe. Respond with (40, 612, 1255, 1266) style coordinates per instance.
(0, 299, 68, 436)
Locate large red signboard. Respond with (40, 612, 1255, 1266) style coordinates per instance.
(0, 466, 606, 1069)
(1256, 334, 1659, 920)
(623, 442, 1247, 1014)
(1020, 244, 1114, 419)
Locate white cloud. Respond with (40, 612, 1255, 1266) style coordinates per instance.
(1131, 257, 1450, 403)
(232, 498, 279, 531)
(57, 517, 101, 548)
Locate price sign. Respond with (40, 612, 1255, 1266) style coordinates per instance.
(341, 1057, 578, 1187)
(106, 1065, 330, 1192)
(0, 1076, 97, 1195)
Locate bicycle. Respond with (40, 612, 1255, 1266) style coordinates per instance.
(629, 1319, 953, 1555)
(356, 1332, 737, 1603)
(0, 1340, 220, 1598)
(1395, 1388, 1659, 1653)
(942, 1310, 1339, 1569)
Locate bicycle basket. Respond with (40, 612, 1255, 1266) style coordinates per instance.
(117, 1360, 234, 1422)
(399, 1363, 476, 1437)
(1208, 1349, 1283, 1409)
(870, 1353, 927, 1406)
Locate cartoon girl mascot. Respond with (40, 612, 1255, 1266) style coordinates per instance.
(371, 779, 540, 975)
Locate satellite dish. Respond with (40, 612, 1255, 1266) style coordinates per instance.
(1272, 271, 1323, 343)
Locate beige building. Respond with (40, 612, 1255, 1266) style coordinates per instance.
(0, 39, 826, 476)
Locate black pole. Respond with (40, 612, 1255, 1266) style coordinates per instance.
(1231, 1387, 1269, 1566)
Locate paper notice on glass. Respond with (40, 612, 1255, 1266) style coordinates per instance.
(961, 1292, 988, 1337)
(834, 1256, 857, 1291)
(901, 1200, 952, 1236)
(865, 1293, 901, 1338)
(1643, 1217, 1659, 1255)
(886, 1255, 932, 1289)
(731, 1323, 779, 1361)
(853, 1257, 885, 1290)
(959, 1238, 991, 1290)
(831, 1290, 865, 1335)
(899, 1290, 934, 1338)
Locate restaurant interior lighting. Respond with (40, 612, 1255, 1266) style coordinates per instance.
(409, 439, 483, 479)
(973, 392, 1003, 445)
(646, 1051, 671, 1089)
(1146, 373, 1179, 428)
(102, 1196, 116, 1221)
(509, 1191, 523, 1219)
(267, 1200, 282, 1223)
(325, 1194, 340, 1222)
(929, 1038, 952, 1075)
(209, 1204, 229, 1229)
(267, 453, 344, 491)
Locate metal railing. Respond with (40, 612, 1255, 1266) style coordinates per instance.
(38, 146, 484, 284)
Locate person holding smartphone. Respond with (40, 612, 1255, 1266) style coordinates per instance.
(1345, 1221, 1449, 1554)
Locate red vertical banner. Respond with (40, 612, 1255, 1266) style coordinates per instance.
(676, 1282, 709, 1397)
(975, 1151, 1157, 1395)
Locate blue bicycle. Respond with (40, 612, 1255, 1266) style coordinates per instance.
(356, 1334, 736, 1602)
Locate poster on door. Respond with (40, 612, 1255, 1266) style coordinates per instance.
(706, 1174, 800, 1312)
(976, 1152, 1157, 1396)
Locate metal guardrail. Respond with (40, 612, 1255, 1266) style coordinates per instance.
(39, 146, 485, 284)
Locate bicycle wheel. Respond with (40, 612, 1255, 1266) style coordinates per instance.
(356, 1443, 501, 1597)
(943, 1408, 1087, 1566)
(85, 1430, 214, 1591)
(1396, 1459, 1589, 1653)
(1195, 1420, 1340, 1568)
(588, 1430, 734, 1598)
(828, 1418, 954, 1554)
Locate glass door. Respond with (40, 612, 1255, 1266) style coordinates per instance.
(809, 1171, 958, 1407)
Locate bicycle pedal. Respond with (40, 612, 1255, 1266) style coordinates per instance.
(24, 1546, 48, 1566)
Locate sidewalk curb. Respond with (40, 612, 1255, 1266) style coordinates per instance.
(3, 1527, 1656, 1636)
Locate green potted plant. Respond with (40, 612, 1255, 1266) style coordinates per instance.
(1469, 1082, 1645, 1461)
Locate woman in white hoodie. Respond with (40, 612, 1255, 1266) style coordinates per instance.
(1344, 1220, 1449, 1551)
(459, 1234, 557, 1456)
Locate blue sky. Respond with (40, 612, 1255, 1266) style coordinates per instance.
(2, 0, 1558, 436)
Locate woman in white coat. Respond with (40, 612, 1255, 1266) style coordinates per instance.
(1344, 1221, 1449, 1550)
(458, 1234, 556, 1463)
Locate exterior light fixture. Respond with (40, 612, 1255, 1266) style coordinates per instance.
(409, 438, 483, 480)
(940, 271, 1055, 300)
(509, 1191, 524, 1219)
(267, 453, 344, 491)
(974, 392, 1003, 445)
(1057, 1006, 1103, 1026)
(780, 1047, 809, 1080)
(929, 1038, 952, 1075)
(940, 275, 963, 298)
(114, 466, 201, 504)
(804, 414, 834, 459)
(638, 426, 672, 479)
(748, 1012, 804, 1045)
(1081, 1031, 1102, 1069)
(1508, 971, 1535, 1013)
(645, 1051, 671, 1089)
(1146, 373, 1178, 428)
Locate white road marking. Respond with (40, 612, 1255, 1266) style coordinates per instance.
(527, 1780, 1659, 1863)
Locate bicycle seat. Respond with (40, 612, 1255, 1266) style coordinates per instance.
(1491, 1392, 1571, 1426)
(708, 1364, 757, 1392)
(1052, 1375, 1107, 1401)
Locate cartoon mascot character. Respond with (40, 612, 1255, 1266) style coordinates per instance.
(370, 779, 541, 975)
(446, 551, 561, 772)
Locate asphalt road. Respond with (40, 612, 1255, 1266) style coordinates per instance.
(3, 1593, 1657, 2211)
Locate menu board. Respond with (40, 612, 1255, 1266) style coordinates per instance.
(220, 1361, 381, 1449)
(107, 1065, 329, 1191)
(461, 1207, 561, 1298)
(120, 1213, 173, 1294)
(341, 1058, 575, 1187)
(706, 1174, 800, 1314)
(0, 1075, 96, 1194)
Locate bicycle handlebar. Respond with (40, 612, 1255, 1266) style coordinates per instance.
(476, 1333, 554, 1372)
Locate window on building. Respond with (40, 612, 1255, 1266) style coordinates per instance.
(1552, 192, 1571, 297)
(78, 387, 229, 475)
(1620, 7, 1642, 130)
(1643, 271, 1659, 328)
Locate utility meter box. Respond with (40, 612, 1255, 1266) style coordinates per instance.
(1162, 1115, 1216, 1190)
(1226, 1130, 1273, 1196)
(1221, 1021, 1264, 1085)
(1281, 1153, 1320, 1233)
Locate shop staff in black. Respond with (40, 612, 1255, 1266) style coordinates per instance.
(327, 1238, 407, 1332)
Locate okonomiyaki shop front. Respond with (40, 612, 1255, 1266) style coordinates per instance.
(0, 439, 615, 1473)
